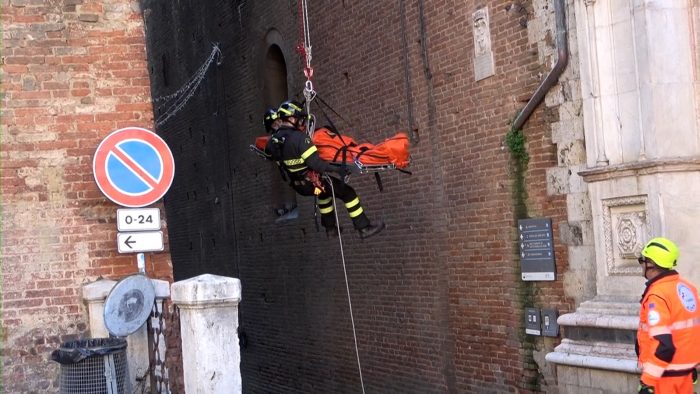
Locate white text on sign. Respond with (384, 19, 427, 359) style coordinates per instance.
(117, 208, 161, 232)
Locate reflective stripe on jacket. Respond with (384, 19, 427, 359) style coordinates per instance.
(265, 127, 333, 178)
(637, 271, 700, 385)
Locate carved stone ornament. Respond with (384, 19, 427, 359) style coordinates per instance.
(472, 7, 495, 81)
(602, 195, 649, 275)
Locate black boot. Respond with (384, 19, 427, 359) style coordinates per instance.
(358, 221, 385, 239)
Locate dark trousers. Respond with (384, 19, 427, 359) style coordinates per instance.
(291, 175, 370, 230)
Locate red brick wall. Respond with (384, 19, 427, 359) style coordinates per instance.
(306, 1, 573, 391)
(1, 1, 173, 391)
(139, 0, 575, 392)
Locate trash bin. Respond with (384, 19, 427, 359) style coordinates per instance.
(51, 338, 129, 394)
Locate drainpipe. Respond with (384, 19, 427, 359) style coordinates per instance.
(512, 0, 568, 131)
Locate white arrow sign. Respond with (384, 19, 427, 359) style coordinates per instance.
(117, 231, 164, 253)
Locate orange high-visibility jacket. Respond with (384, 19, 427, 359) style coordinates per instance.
(637, 272, 700, 385)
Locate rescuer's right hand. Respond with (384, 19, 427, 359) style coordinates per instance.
(637, 381, 654, 394)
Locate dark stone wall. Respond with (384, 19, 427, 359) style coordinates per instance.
(140, 1, 573, 392)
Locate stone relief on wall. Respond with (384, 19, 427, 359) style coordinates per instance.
(472, 7, 495, 81)
(602, 195, 649, 275)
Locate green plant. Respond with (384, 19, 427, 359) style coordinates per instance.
(506, 125, 529, 220)
(506, 122, 541, 391)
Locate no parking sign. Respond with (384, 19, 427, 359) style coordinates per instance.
(93, 127, 175, 208)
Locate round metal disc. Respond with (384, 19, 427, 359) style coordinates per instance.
(104, 274, 156, 337)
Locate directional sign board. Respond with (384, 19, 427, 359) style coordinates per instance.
(117, 208, 161, 232)
(93, 127, 175, 208)
(117, 231, 164, 253)
(518, 218, 555, 281)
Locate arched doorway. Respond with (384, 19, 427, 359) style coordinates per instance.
(263, 44, 297, 221)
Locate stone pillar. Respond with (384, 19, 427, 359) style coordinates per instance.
(81, 277, 171, 393)
(82, 278, 118, 337)
(171, 274, 242, 394)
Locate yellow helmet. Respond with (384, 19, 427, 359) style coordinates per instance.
(641, 237, 679, 269)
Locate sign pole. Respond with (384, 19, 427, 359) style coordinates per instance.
(137, 253, 145, 274)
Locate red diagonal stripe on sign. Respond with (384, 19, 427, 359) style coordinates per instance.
(110, 146, 160, 189)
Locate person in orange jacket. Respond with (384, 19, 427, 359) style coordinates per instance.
(636, 237, 700, 393)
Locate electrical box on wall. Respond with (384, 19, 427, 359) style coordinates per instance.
(525, 308, 541, 335)
(541, 309, 559, 337)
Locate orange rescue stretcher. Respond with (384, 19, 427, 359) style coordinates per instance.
(250, 127, 411, 174)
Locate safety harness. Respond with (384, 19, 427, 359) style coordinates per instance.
(268, 128, 326, 195)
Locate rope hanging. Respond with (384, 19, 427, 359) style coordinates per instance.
(297, 4, 364, 392)
(296, 0, 317, 136)
(325, 174, 366, 394)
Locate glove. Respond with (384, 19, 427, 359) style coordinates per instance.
(693, 368, 697, 385)
(638, 381, 654, 394)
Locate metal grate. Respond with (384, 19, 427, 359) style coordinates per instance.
(141, 299, 178, 393)
(59, 350, 129, 394)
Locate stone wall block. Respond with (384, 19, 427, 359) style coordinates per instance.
(567, 193, 592, 222)
(568, 165, 587, 193)
(552, 119, 584, 146)
(547, 167, 571, 195)
(558, 221, 582, 246)
(558, 139, 586, 166)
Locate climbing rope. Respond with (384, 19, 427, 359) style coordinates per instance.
(325, 174, 366, 394)
(295, 8, 365, 385)
(296, 0, 317, 137)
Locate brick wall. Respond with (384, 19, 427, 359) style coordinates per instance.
(141, 0, 576, 392)
(1, 1, 173, 391)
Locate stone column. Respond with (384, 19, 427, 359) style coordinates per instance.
(82, 278, 118, 337)
(171, 274, 242, 394)
(81, 277, 171, 393)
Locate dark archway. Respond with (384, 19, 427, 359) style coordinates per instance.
(263, 44, 297, 220)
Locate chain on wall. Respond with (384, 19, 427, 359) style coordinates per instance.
(154, 44, 222, 127)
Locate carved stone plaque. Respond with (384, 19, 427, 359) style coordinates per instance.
(602, 196, 649, 275)
(473, 7, 495, 81)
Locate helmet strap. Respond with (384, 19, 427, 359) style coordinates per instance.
(292, 117, 305, 131)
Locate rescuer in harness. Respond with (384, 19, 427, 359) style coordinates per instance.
(636, 237, 700, 394)
(264, 101, 385, 239)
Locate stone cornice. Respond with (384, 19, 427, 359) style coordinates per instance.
(578, 157, 700, 183)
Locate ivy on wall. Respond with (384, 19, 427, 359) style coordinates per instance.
(506, 121, 542, 391)
(505, 125, 529, 220)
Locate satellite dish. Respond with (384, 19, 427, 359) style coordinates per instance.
(104, 274, 156, 337)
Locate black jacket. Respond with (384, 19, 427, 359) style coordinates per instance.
(265, 127, 334, 178)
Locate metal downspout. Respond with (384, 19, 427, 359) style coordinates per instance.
(512, 0, 568, 131)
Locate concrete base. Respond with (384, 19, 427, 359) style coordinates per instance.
(554, 364, 641, 393)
